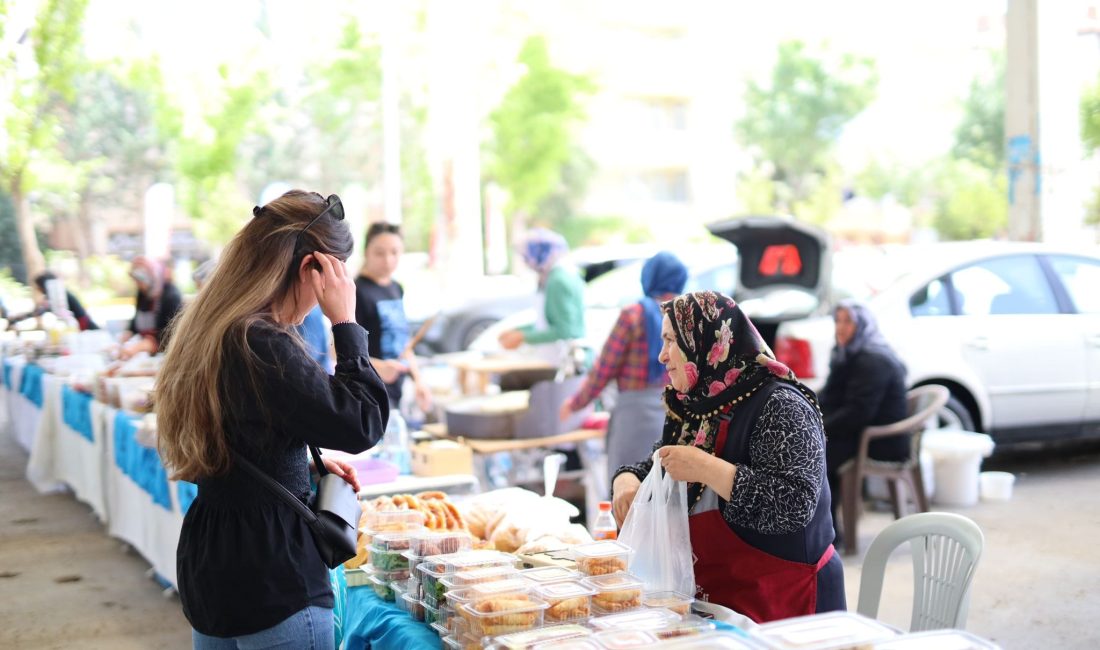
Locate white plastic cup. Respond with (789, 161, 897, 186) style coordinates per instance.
(980, 471, 1015, 501)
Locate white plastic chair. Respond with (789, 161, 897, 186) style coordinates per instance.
(857, 512, 984, 632)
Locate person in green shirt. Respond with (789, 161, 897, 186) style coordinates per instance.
(499, 228, 586, 351)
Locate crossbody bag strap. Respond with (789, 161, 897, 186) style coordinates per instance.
(230, 450, 318, 523)
(308, 445, 328, 477)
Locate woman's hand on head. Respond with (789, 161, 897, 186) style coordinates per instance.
(612, 472, 641, 527)
(307, 253, 355, 324)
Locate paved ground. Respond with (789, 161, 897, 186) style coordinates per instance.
(1, 428, 1098, 649)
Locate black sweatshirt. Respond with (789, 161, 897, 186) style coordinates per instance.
(177, 322, 389, 637)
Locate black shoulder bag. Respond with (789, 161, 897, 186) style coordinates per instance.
(233, 446, 361, 569)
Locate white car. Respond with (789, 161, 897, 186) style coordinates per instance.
(774, 241, 1100, 443)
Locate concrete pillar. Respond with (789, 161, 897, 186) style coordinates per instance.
(1005, 0, 1086, 243)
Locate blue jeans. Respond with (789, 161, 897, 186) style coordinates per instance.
(192, 606, 334, 650)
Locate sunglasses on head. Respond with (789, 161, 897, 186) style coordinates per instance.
(297, 194, 344, 243)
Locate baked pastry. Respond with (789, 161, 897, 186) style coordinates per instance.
(580, 556, 628, 576)
(545, 596, 590, 622)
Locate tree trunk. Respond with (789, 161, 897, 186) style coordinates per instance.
(12, 178, 46, 284)
(74, 192, 93, 286)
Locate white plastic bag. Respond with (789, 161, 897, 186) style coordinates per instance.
(618, 451, 695, 597)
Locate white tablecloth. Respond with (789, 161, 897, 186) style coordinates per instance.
(5, 361, 42, 454)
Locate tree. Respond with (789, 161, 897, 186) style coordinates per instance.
(485, 36, 596, 229)
(931, 159, 1007, 241)
(49, 64, 174, 275)
(0, 0, 89, 282)
(953, 50, 1005, 171)
(736, 40, 877, 212)
(1083, 74, 1100, 226)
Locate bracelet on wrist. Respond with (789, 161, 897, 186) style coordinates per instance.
(331, 319, 356, 327)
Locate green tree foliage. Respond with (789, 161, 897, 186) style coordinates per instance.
(931, 159, 1007, 241)
(485, 36, 596, 222)
(1083, 74, 1100, 226)
(736, 40, 877, 212)
(953, 51, 1004, 171)
(0, 0, 89, 282)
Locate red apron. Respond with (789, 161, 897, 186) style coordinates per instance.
(689, 413, 836, 624)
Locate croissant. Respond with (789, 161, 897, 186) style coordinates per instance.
(580, 557, 628, 576)
(546, 597, 590, 621)
(416, 490, 448, 501)
(473, 597, 532, 614)
(594, 588, 641, 603)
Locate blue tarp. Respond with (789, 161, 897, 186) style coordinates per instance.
(20, 363, 44, 407)
(61, 384, 95, 442)
(113, 410, 172, 511)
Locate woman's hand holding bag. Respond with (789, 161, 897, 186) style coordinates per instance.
(617, 451, 696, 598)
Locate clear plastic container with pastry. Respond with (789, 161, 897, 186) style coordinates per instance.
(483, 624, 593, 650)
(581, 572, 644, 615)
(518, 566, 583, 586)
(591, 630, 661, 649)
(459, 594, 548, 638)
(587, 607, 682, 632)
(569, 540, 634, 576)
(532, 580, 596, 623)
(650, 616, 718, 642)
(419, 550, 517, 602)
(363, 507, 426, 533)
(442, 565, 520, 590)
(641, 590, 695, 616)
(409, 530, 474, 558)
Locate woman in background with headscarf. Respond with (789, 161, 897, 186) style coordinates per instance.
(560, 251, 688, 476)
(498, 228, 585, 353)
(120, 256, 183, 359)
(820, 299, 908, 546)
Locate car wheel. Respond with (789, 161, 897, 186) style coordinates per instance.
(460, 318, 499, 351)
(938, 394, 976, 431)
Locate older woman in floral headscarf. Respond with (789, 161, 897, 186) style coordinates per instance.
(612, 290, 845, 623)
(120, 256, 183, 359)
(498, 228, 585, 352)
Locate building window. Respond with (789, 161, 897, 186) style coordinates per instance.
(628, 170, 690, 203)
(633, 98, 688, 131)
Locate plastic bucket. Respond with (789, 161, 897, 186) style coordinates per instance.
(980, 471, 1015, 501)
(921, 431, 995, 507)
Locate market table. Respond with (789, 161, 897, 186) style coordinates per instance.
(449, 357, 556, 395)
(421, 423, 608, 523)
(3, 357, 43, 454)
(342, 586, 441, 650)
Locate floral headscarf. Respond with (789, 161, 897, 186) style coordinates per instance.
(130, 256, 167, 299)
(659, 291, 822, 504)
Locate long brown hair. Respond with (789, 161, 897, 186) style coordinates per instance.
(156, 190, 353, 481)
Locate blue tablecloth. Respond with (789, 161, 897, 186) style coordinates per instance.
(61, 384, 96, 442)
(343, 586, 441, 650)
(20, 363, 44, 407)
(2, 358, 13, 390)
(177, 481, 198, 515)
(113, 410, 172, 511)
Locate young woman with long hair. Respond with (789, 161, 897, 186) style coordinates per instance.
(157, 190, 389, 648)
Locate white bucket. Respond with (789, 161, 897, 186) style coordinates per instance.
(931, 456, 983, 506)
(980, 471, 1015, 501)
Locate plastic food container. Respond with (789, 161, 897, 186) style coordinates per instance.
(371, 531, 414, 552)
(410, 530, 474, 557)
(486, 624, 593, 649)
(980, 471, 1015, 502)
(400, 593, 425, 622)
(592, 630, 660, 648)
(655, 632, 766, 649)
(533, 581, 596, 623)
(571, 541, 633, 576)
(370, 545, 410, 572)
(442, 635, 483, 650)
(520, 566, 583, 586)
(344, 567, 372, 588)
(750, 611, 899, 650)
(588, 607, 681, 631)
(581, 572, 644, 615)
(464, 578, 533, 602)
(642, 590, 694, 616)
(460, 596, 548, 637)
(444, 565, 520, 589)
(873, 629, 1002, 649)
(535, 640, 603, 650)
(368, 574, 396, 602)
(651, 617, 717, 642)
(364, 509, 426, 532)
(421, 550, 517, 575)
(443, 587, 474, 611)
